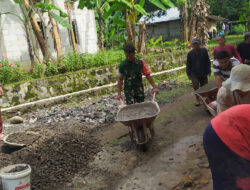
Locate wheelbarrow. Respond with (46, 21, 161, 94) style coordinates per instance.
(115, 93, 160, 150)
(195, 80, 218, 116)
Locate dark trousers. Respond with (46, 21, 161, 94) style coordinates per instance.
(203, 124, 250, 190)
(191, 76, 208, 90)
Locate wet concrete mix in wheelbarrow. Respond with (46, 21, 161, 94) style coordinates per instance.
(118, 105, 159, 121)
(0, 122, 101, 190)
(6, 132, 39, 145)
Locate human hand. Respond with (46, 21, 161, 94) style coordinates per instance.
(188, 75, 192, 80)
(0, 86, 3, 97)
(117, 93, 122, 101)
(153, 87, 159, 93)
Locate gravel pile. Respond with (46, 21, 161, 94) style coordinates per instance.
(0, 123, 100, 190)
(27, 94, 120, 127)
(23, 82, 176, 127)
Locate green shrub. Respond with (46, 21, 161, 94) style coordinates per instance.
(0, 58, 29, 84)
(42, 51, 125, 77)
(32, 62, 45, 79)
(233, 24, 246, 34)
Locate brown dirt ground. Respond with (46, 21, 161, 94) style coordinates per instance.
(0, 85, 214, 190)
(63, 88, 214, 190)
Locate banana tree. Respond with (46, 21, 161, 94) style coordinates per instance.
(33, 0, 73, 58)
(102, 11, 126, 48)
(104, 0, 175, 52)
(179, 0, 209, 46)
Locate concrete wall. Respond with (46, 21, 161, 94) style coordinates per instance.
(207, 20, 217, 33)
(146, 20, 182, 41)
(0, 0, 98, 67)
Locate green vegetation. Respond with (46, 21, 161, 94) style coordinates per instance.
(208, 35, 243, 48)
(232, 25, 247, 35)
(208, 0, 249, 21)
(156, 88, 188, 103)
(0, 35, 242, 85)
(0, 58, 31, 84)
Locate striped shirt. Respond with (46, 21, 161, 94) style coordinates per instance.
(213, 58, 240, 79)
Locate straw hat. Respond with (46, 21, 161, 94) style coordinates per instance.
(223, 64, 250, 92)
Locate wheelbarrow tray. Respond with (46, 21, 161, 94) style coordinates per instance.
(195, 81, 218, 117)
(195, 80, 218, 97)
(115, 101, 160, 127)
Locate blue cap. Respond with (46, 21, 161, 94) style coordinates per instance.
(192, 38, 200, 44)
(217, 32, 225, 38)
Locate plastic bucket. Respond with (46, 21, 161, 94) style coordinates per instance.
(0, 164, 31, 190)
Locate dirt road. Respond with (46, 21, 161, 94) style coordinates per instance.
(66, 89, 213, 190)
(0, 84, 214, 190)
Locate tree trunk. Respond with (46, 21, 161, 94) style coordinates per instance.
(24, 24, 34, 66)
(125, 9, 133, 45)
(138, 23, 146, 54)
(97, 9, 104, 52)
(131, 23, 136, 48)
(189, 0, 209, 46)
(23, 0, 47, 58)
(49, 13, 63, 60)
(67, 6, 78, 54)
(35, 8, 52, 62)
(180, 1, 189, 42)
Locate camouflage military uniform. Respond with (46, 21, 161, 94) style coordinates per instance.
(119, 58, 145, 105)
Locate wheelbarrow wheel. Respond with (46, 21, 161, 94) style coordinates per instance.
(137, 144, 148, 152)
(137, 126, 146, 144)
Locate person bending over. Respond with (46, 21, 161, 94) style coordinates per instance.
(216, 64, 250, 113)
(213, 50, 240, 88)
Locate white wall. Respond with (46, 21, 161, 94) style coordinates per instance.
(0, 0, 30, 67)
(0, 0, 98, 66)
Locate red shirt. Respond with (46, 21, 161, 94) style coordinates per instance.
(211, 105, 250, 161)
(214, 44, 242, 63)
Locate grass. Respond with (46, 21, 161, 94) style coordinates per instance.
(208, 35, 243, 48)
(156, 88, 188, 103)
(155, 101, 194, 124)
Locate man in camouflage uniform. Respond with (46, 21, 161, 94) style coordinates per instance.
(117, 44, 158, 104)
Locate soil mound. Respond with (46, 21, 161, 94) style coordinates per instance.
(0, 123, 100, 190)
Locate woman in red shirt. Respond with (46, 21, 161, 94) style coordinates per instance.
(203, 105, 250, 190)
(214, 34, 242, 63)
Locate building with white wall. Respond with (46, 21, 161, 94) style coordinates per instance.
(0, 0, 98, 68)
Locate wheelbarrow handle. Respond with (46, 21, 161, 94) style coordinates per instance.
(152, 92, 157, 102)
(119, 98, 124, 105)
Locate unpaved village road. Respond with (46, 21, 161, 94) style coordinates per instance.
(1, 83, 213, 190)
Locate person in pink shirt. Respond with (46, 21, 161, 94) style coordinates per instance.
(213, 34, 242, 63)
(203, 105, 250, 190)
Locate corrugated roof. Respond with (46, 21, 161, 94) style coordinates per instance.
(139, 8, 180, 24)
(139, 8, 227, 24)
